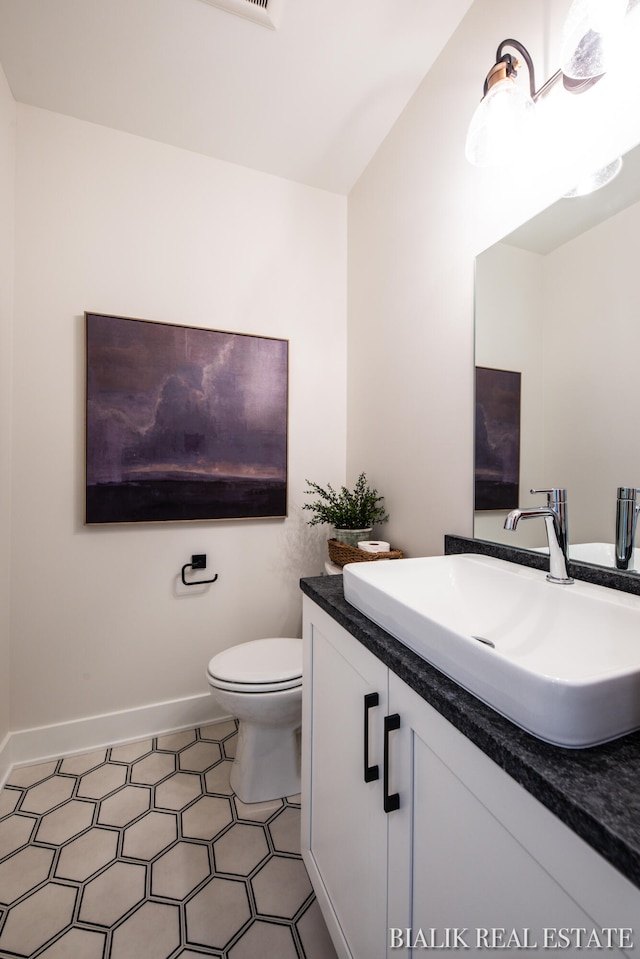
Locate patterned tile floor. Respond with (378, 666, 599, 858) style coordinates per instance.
(0, 721, 338, 959)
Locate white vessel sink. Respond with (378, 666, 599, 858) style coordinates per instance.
(343, 553, 640, 748)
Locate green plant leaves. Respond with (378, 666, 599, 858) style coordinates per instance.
(302, 472, 389, 528)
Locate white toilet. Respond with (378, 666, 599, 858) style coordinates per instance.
(206, 637, 303, 804)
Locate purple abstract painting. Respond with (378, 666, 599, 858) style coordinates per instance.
(85, 313, 288, 524)
(474, 366, 521, 511)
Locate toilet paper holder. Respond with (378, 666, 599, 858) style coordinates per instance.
(181, 554, 219, 587)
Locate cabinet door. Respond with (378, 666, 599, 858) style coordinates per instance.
(303, 600, 389, 959)
(387, 674, 623, 956)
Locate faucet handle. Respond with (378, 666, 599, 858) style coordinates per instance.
(617, 487, 640, 501)
(530, 487, 568, 506)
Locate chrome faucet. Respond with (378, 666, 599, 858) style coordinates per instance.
(615, 487, 640, 570)
(504, 488, 573, 585)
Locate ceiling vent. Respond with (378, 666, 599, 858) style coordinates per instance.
(197, 0, 284, 29)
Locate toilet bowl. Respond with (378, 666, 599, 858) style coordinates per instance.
(206, 637, 302, 804)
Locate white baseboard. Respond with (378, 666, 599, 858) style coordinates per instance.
(0, 732, 11, 791)
(0, 693, 229, 788)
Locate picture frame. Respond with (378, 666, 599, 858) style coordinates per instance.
(85, 312, 288, 524)
(474, 366, 521, 511)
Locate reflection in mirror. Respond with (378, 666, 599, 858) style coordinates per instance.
(474, 141, 640, 569)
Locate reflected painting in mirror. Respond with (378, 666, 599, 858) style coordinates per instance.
(474, 367, 521, 511)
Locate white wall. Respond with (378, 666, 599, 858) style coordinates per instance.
(347, 0, 640, 559)
(543, 198, 640, 544)
(0, 63, 15, 766)
(10, 106, 346, 733)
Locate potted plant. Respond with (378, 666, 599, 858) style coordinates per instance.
(302, 472, 389, 547)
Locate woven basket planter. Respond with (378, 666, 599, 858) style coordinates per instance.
(327, 538, 403, 568)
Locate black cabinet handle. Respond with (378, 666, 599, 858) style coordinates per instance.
(383, 713, 401, 813)
(363, 692, 380, 783)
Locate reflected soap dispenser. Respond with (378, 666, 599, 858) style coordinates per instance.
(615, 488, 640, 570)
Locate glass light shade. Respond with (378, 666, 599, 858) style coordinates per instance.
(563, 156, 623, 197)
(561, 0, 627, 80)
(465, 77, 535, 168)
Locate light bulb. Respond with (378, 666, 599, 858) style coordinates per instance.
(465, 77, 535, 168)
(561, 0, 628, 80)
(563, 156, 623, 197)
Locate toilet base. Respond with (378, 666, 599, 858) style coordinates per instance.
(231, 720, 301, 804)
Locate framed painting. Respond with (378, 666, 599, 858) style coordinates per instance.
(474, 366, 521, 511)
(85, 312, 288, 524)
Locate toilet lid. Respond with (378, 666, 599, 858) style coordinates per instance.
(207, 637, 302, 689)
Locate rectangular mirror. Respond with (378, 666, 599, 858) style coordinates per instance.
(474, 141, 640, 569)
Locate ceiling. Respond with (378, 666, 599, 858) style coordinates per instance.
(0, 0, 473, 194)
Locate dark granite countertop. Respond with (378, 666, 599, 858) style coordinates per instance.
(300, 566, 640, 891)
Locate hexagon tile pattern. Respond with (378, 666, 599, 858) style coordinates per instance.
(0, 721, 337, 959)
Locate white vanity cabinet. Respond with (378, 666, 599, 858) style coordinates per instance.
(301, 596, 390, 957)
(302, 596, 640, 959)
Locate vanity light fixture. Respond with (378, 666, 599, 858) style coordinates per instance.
(465, 0, 631, 169)
(464, 39, 559, 168)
